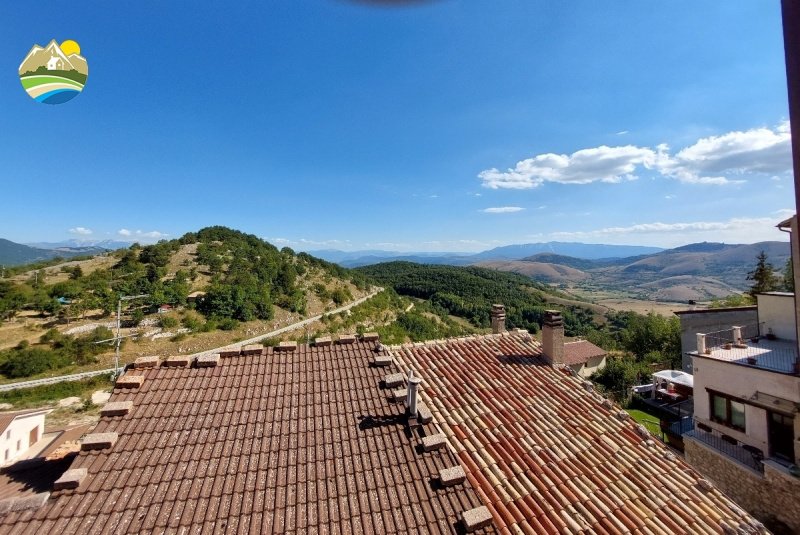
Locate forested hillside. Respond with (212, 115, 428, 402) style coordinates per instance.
(356, 262, 597, 336)
(0, 227, 369, 379)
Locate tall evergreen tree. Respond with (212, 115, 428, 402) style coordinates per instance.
(784, 258, 794, 292)
(746, 251, 779, 297)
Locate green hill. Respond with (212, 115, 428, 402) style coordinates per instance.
(355, 261, 598, 336)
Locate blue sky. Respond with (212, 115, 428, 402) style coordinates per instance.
(0, 1, 794, 251)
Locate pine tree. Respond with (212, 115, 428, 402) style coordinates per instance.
(784, 258, 795, 292)
(746, 251, 779, 297)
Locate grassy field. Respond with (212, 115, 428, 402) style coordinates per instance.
(626, 409, 663, 437)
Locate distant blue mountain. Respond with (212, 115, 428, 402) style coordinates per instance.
(311, 241, 664, 268)
(26, 239, 130, 251)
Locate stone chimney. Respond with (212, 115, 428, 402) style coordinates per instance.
(542, 310, 565, 365)
(491, 304, 506, 334)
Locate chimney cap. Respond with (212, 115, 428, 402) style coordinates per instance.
(544, 310, 564, 327)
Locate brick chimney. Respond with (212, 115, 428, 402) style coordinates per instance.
(491, 304, 506, 334)
(542, 310, 564, 365)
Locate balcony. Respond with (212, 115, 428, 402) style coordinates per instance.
(696, 325, 799, 375)
(685, 424, 764, 474)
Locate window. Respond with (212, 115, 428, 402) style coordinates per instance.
(16, 440, 20, 451)
(5, 431, 9, 440)
(769, 412, 795, 463)
(709, 392, 746, 432)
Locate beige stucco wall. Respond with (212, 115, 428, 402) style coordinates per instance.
(685, 437, 800, 534)
(692, 355, 799, 458)
(0, 413, 45, 465)
(757, 293, 797, 341)
(571, 355, 607, 379)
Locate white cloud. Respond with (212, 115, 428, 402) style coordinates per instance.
(117, 229, 168, 241)
(480, 145, 656, 189)
(549, 217, 787, 245)
(616, 130, 629, 136)
(267, 237, 351, 249)
(480, 206, 525, 214)
(68, 227, 93, 236)
(479, 121, 791, 189)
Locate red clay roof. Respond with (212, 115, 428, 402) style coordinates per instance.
(563, 340, 606, 366)
(0, 332, 764, 533)
(0, 341, 492, 534)
(392, 332, 762, 534)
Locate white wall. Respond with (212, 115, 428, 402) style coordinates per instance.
(0, 413, 46, 465)
(692, 355, 799, 452)
(757, 293, 797, 341)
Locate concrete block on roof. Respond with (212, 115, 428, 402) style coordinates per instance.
(133, 356, 159, 369)
(373, 355, 393, 367)
(384, 373, 404, 388)
(439, 465, 466, 487)
(81, 432, 118, 451)
(242, 344, 265, 355)
(196, 354, 220, 368)
(417, 402, 433, 424)
(361, 332, 379, 342)
(100, 401, 133, 417)
(338, 334, 356, 345)
(163, 355, 191, 368)
(53, 468, 88, 490)
(314, 336, 332, 347)
(422, 433, 447, 452)
(276, 341, 297, 352)
(116, 374, 144, 389)
(391, 388, 408, 402)
(9, 492, 49, 512)
(461, 506, 493, 532)
(219, 349, 240, 358)
(0, 498, 12, 515)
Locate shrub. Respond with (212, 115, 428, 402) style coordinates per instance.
(217, 318, 239, 331)
(159, 314, 179, 329)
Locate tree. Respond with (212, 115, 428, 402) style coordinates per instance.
(746, 251, 780, 297)
(784, 258, 794, 292)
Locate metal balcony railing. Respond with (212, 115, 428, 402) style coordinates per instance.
(685, 424, 764, 474)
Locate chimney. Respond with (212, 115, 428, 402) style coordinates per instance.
(407, 370, 422, 416)
(491, 304, 506, 334)
(542, 310, 564, 365)
(696, 333, 707, 355)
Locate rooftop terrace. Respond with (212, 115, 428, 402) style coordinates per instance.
(694, 329, 799, 375)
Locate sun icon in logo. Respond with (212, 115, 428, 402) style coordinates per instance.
(18, 39, 89, 104)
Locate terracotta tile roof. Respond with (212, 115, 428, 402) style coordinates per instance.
(391, 332, 764, 535)
(563, 340, 607, 366)
(0, 341, 493, 534)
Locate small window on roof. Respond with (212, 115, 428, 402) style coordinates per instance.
(5, 430, 9, 440)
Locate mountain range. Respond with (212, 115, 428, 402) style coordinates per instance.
(18, 40, 88, 75)
(311, 242, 664, 268)
(0, 239, 110, 267)
(315, 240, 791, 302)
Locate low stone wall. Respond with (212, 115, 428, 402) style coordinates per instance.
(685, 437, 800, 534)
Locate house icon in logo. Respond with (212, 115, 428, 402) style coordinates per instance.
(46, 55, 64, 71)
